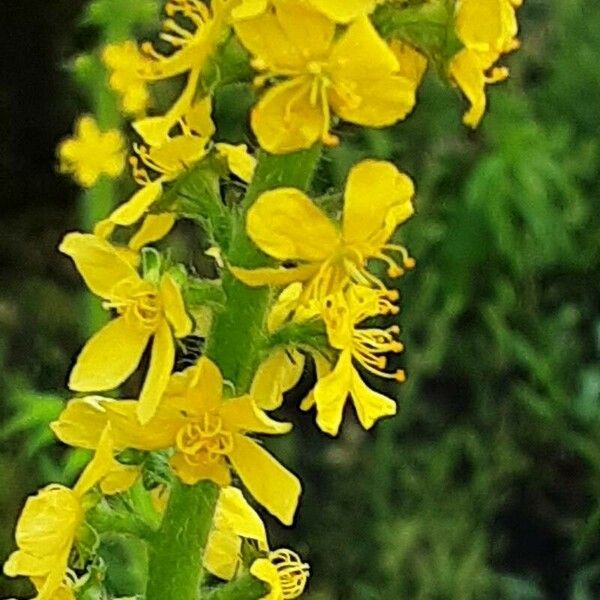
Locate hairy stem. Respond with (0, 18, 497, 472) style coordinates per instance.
(145, 145, 321, 600)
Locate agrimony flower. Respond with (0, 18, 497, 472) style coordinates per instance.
(57, 116, 125, 187)
(134, 0, 233, 145)
(52, 357, 302, 525)
(231, 160, 415, 309)
(203, 487, 309, 598)
(59, 232, 192, 424)
(234, 4, 420, 153)
(204, 486, 267, 580)
(301, 286, 404, 436)
(3, 428, 115, 600)
(450, 0, 522, 127)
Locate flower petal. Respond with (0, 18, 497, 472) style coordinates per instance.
(251, 349, 305, 410)
(342, 160, 414, 246)
(160, 274, 192, 338)
(329, 18, 417, 126)
(69, 316, 151, 392)
(230, 263, 320, 288)
(350, 366, 397, 430)
(250, 558, 281, 597)
(215, 143, 256, 183)
(228, 434, 301, 525)
(449, 49, 489, 128)
(312, 352, 352, 436)
(203, 529, 242, 581)
(59, 233, 140, 299)
(73, 425, 115, 496)
(307, 0, 377, 23)
(129, 213, 176, 252)
(274, 0, 335, 60)
(213, 487, 267, 544)
(246, 188, 339, 261)
(234, 10, 306, 72)
(138, 319, 175, 424)
(251, 78, 326, 154)
(220, 395, 292, 435)
(51, 397, 111, 449)
(109, 181, 163, 227)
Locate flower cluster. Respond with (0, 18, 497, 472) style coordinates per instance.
(6, 1, 523, 598)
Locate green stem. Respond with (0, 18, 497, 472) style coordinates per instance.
(145, 145, 321, 600)
(146, 481, 219, 600)
(205, 145, 322, 390)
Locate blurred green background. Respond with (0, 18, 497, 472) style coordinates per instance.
(1, 0, 599, 598)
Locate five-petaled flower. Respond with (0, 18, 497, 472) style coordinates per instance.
(231, 160, 415, 312)
(59, 232, 192, 424)
(234, 3, 421, 153)
(58, 116, 125, 187)
(3, 428, 116, 600)
(52, 357, 302, 525)
(301, 286, 405, 436)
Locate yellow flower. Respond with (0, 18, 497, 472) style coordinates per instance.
(59, 232, 192, 424)
(57, 116, 125, 187)
(450, 0, 522, 127)
(234, 5, 420, 153)
(204, 486, 268, 580)
(102, 41, 151, 116)
(134, 0, 233, 145)
(231, 160, 415, 309)
(202, 487, 308, 598)
(51, 357, 302, 525)
(232, 0, 380, 23)
(301, 286, 404, 436)
(251, 549, 309, 600)
(3, 428, 116, 600)
(101, 99, 254, 239)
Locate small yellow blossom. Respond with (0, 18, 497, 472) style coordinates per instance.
(52, 357, 302, 525)
(202, 487, 309, 598)
(103, 99, 254, 238)
(3, 428, 116, 600)
(134, 0, 233, 145)
(102, 41, 151, 116)
(204, 486, 268, 580)
(234, 5, 421, 153)
(301, 286, 404, 436)
(59, 232, 192, 424)
(231, 160, 415, 310)
(58, 116, 125, 187)
(251, 549, 310, 600)
(450, 0, 522, 127)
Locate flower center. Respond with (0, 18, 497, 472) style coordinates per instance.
(105, 280, 162, 332)
(269, 549, 310, 599)
(175, 413, 233, 464)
